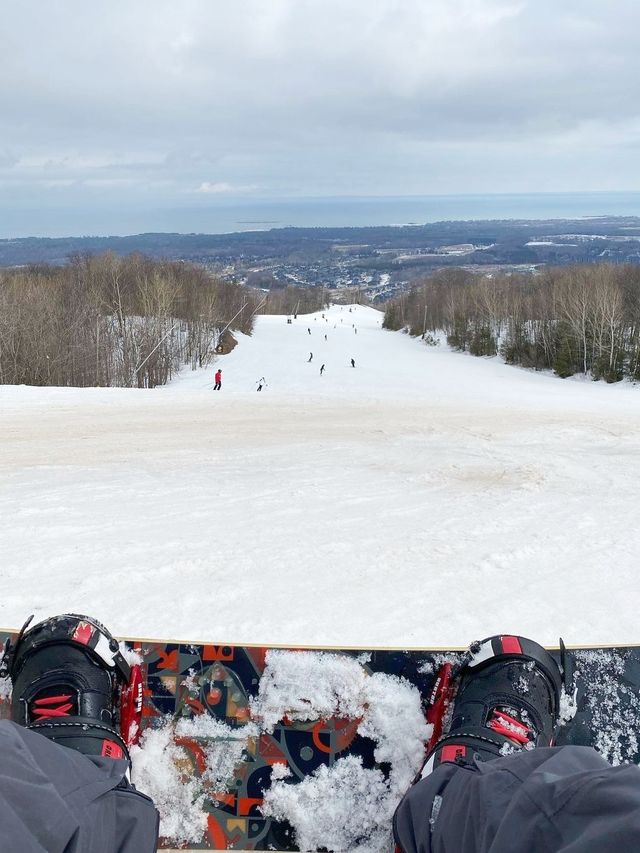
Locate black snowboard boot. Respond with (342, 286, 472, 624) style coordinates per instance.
(423, 634, 563, 777)
(6, 614, 132, 763)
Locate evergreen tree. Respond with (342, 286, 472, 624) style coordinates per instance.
(553, 324, 577, 378)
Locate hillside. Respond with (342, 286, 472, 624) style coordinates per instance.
(1, 304, 640, 646)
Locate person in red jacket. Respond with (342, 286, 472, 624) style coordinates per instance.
(213, 368, 222, 390)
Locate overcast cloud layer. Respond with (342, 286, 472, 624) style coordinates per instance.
(2, 0, 640, 235)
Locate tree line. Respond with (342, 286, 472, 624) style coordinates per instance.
(383, 265, 640, 382)
(0, 253, 259, 387)
(259, 283, 328, 316)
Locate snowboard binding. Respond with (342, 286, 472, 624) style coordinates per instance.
(1, 614, 143, 764)
(421, 634, 564, 777)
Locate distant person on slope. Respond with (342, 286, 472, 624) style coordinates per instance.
(308, 352, 313, 363)
(213, 368, 222, 390)
(350, 358, 356, 368)
(307, 327, 311, 334)
(256, 377, 266, 391)
(320, 364, 325, 375)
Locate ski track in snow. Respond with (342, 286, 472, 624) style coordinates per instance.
(2, 304, 640, 647)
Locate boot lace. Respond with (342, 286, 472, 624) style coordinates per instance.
(487, 708, 533, 745)
(31, 693, 74, 718)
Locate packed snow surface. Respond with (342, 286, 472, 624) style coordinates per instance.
(2, 304, 640, 646)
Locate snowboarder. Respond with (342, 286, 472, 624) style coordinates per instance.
(0, 613, 159, 851)
(394, 633, 640, 853)
(213, 368, 222, 390)
(320, 364, 325, 375)
(350, 358, 355, 368)
(308, 352, 313, 363)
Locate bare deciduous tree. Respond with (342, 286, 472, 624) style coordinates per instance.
(383, 264, 640, 383)
(0, 254, 260, 388)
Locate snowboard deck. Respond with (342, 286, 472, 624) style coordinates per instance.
(1, 631, 639, 851)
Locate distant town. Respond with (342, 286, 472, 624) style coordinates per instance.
(2, 215, 640, 302)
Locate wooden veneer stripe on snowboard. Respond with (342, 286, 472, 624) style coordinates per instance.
(0, 627, 637, 651)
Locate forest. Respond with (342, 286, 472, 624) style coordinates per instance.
(383, 265, 640, 382)
(0, 253, 258, 387)
(5, 254, 639, 388)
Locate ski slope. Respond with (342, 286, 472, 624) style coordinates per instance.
(2, 304, 640, 647)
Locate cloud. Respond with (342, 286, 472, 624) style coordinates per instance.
(1, 0, 640, 233)
(195, 181, 257, 194)
(0, 150, 19, 169)
(40, 179, 77, 189)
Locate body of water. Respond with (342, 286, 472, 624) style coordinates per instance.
(4, 192, 640, 238)
(195, 192, 640, 233)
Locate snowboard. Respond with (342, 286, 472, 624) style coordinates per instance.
(1, 631, 639, 851)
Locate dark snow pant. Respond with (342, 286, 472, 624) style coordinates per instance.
(0, 721, 158, 853)
(394, 745, 640, 853)
(214, 381, 221, 390)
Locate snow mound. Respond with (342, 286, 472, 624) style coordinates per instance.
(0, 676, 11, 703)
(558, 685, 578, 726)
(254, 650, 429, 852)
(263, 755, 392, 853)
(131, 722, 207, 844)
(131, 715, 257, 846)
(119, 641, 143, 667)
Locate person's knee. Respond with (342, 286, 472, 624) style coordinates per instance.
(394, 763, 468, 853)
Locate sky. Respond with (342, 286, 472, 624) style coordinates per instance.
(2, 0, 640, 236)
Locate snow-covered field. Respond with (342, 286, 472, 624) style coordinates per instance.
(2, 303, 640, 647)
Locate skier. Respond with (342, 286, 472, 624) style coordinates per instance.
(308, 352, 313, 363)
(213, 368, 222, 390)
(394, 634, 640, 853)
(350, 358, 356, 368)
(256, 377, 266, 391)
(324, 334, 327, 341)
(320, 364, 325, 375)
(0, 613, 159, 851)
(307, 327, 311, 335)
